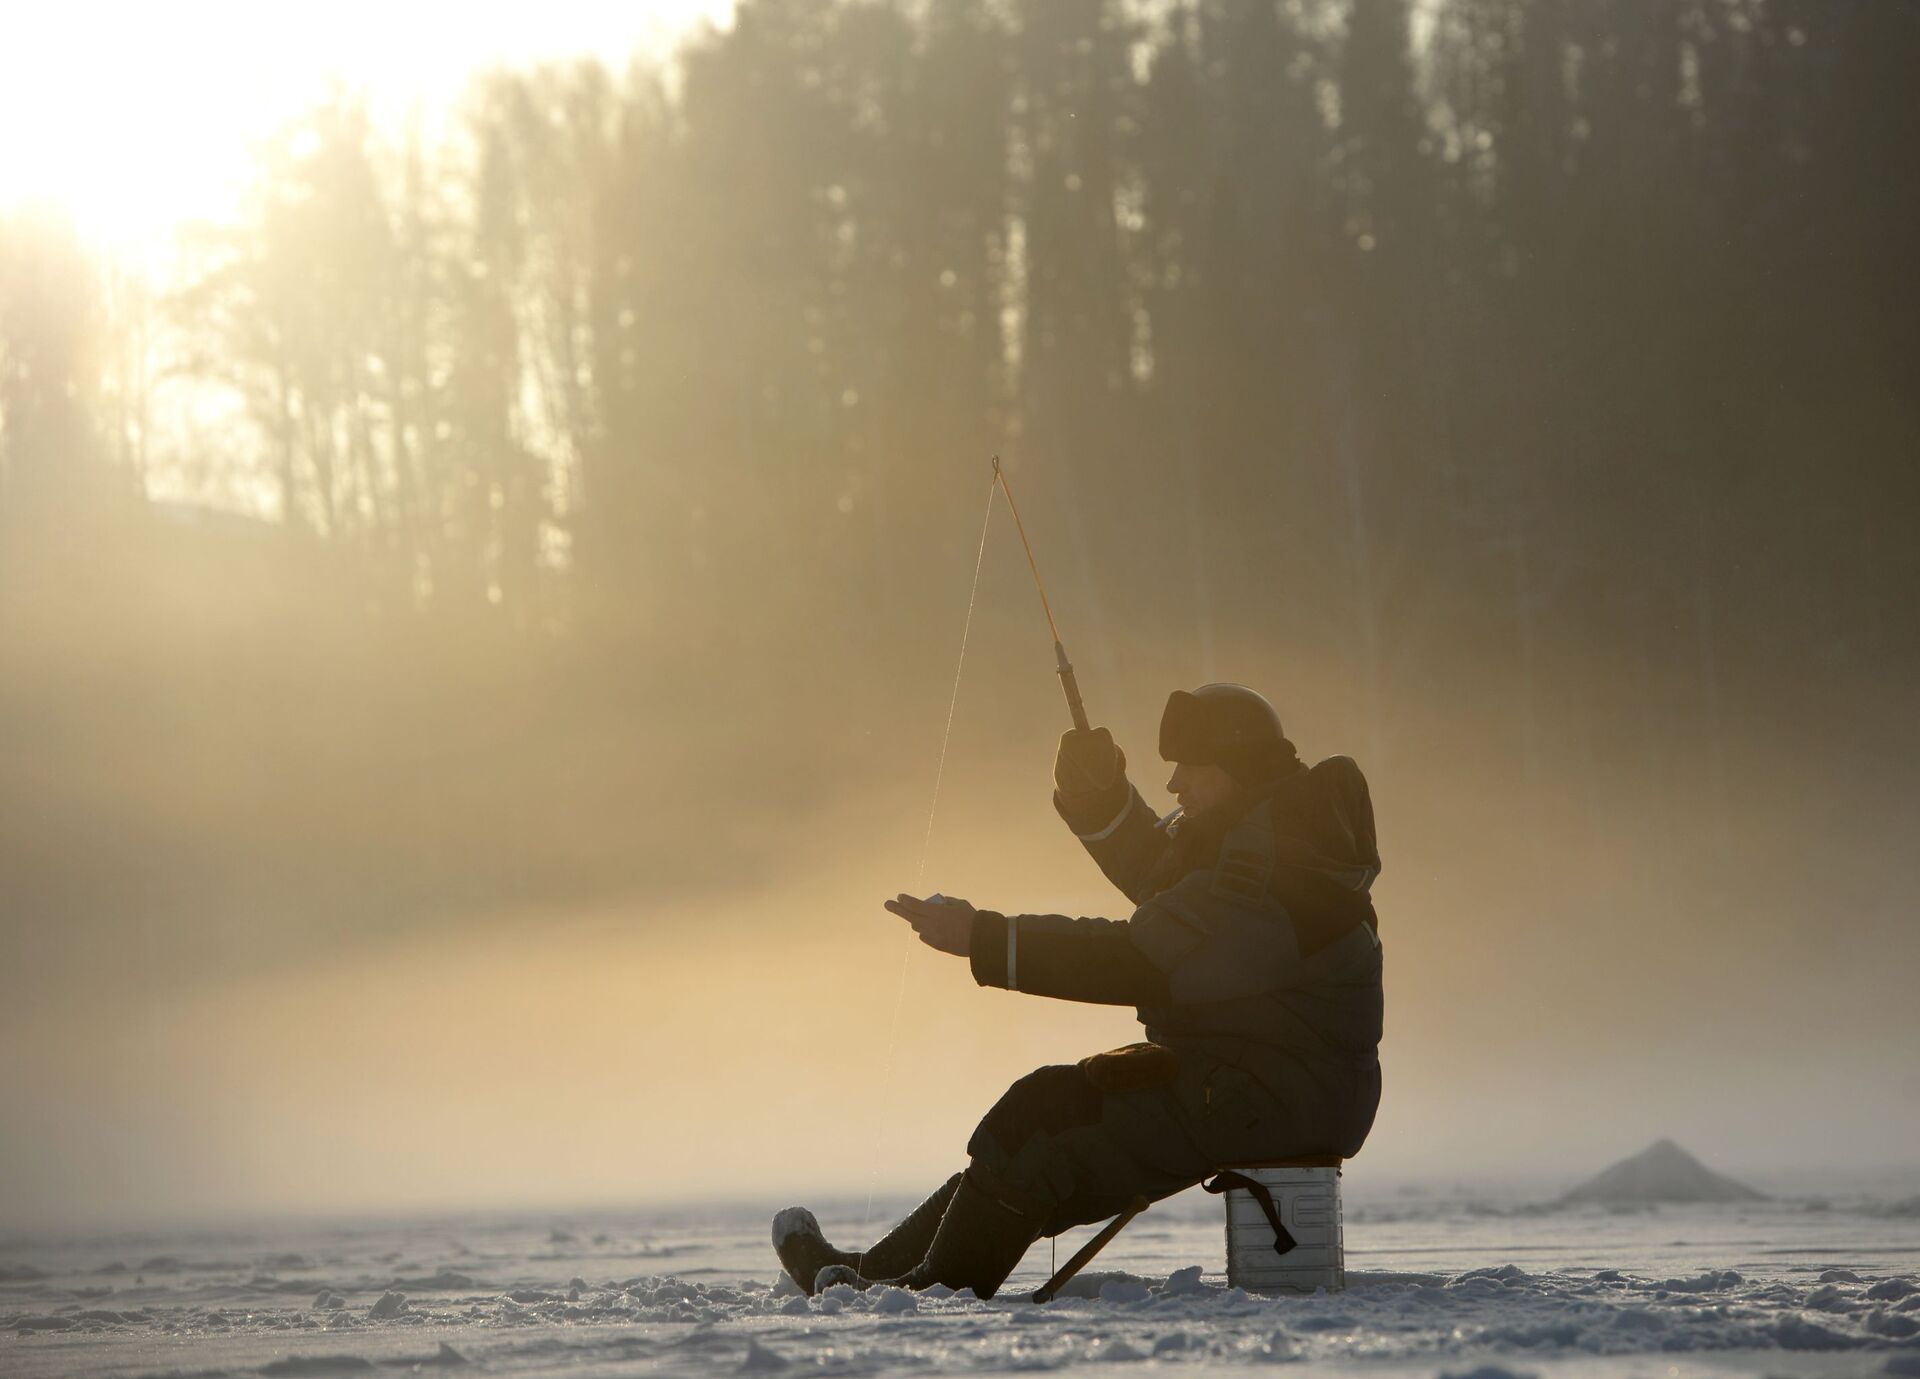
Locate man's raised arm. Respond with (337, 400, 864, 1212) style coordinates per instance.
(1053, 727, 1177, 904)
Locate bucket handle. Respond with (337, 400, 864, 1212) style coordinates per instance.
(1203, 1171, 1298, 1257)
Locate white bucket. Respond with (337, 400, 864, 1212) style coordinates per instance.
(1220, 1162, 1345, 1294)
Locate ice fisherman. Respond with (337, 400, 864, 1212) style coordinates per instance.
(773, 682, 1383, 1299)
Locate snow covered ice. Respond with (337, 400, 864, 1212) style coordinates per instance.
(5, 1178, 1919, 1378)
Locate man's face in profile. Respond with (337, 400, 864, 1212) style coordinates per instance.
(1165, 759, 1236, 819)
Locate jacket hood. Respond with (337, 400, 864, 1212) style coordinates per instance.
(1263, 755, 1381, 896)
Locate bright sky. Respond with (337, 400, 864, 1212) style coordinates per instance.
(0, 0, 735, 261)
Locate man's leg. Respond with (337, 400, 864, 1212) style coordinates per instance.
(967, 1062, 1215, 1236)
(825, 1062, 1220, 1299)
(815, 1161, 1049, 1298)
(772, 1172, 963, 1295)
(855, 1171, 964, 1278)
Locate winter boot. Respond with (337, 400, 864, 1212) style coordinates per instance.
(772, 1172, 962, 1296)
(815, 1165, 1046, 1300)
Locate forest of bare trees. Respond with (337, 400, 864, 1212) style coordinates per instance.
(3, 0, 1916, 971)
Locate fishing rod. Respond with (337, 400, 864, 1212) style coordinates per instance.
(990, 455, 1090, 733)
(985, 453, 1086, 1291)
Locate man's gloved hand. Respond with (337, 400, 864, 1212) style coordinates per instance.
(884, 893, 977, 957)
(1054, 726, 1126, 799)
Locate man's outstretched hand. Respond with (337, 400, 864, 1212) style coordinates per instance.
(885, 893, 977, 957)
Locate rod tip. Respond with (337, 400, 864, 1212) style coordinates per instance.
(990, 454, 1001, 473)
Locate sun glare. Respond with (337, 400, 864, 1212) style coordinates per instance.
(0, 1, 733, 261)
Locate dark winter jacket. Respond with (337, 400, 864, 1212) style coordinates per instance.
(968, 757, 1384, 1157)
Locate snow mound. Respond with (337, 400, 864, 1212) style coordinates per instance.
(1162, 1264, 1207, 1296)
(739, 1338, 789, 1371)
(870, 1286, 917, 1314)
(259, 1357, 375, 1375)
(1561, 1139, 1765, 1204)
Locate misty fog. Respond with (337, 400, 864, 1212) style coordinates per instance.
(3, 0, 1916, 1231)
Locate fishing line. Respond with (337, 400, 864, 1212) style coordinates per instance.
(860, 471, 1000, 1238)
(917, 476, 999, 883)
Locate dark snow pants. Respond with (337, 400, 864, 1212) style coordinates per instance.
(965, 1055, 1319, 1236)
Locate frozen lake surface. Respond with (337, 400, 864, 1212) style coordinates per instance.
(5, 1180, 1918, 1377)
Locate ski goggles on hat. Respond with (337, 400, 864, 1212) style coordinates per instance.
(1159, 689, 1225, 764)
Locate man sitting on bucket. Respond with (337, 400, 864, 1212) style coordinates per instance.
(772, 682, 1383, 1299)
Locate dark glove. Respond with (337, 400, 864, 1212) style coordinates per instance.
(1054, 726, 1126, 798)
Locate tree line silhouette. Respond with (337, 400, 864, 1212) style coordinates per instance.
(2, 0, 1916, 957)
